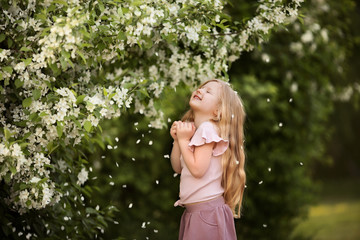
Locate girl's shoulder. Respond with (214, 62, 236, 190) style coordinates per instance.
(198, 121, 220, 136)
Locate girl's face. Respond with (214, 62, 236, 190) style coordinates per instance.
(189, 81, 221, 118)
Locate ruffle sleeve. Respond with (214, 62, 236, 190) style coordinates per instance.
(188, 122, 229, 156)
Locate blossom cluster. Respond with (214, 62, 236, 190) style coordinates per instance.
(0, 0, 302, 212)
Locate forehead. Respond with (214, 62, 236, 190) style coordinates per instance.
(201, 81, 221, 89)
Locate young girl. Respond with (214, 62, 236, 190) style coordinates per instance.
(170, 79, 246, 240)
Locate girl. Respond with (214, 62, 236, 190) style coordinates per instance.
(170, 79, 246, 240)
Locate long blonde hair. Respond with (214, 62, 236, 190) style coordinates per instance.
(182, 79, 246, 218)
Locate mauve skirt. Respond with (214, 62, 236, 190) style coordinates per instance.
(179, 196, 237, 240)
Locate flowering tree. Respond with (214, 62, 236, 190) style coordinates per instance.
(0, 0, 303, 238)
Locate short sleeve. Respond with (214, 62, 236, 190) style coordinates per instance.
(188, 122, 229, 156)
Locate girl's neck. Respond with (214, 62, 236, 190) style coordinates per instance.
(193, 113, 213, 128)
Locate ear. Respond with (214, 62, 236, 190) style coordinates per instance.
(213, 108, 221, 121)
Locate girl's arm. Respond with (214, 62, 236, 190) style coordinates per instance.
(170, 121, 181, 173)
(170, 140, 181, 174)
(177, 122, 214, 178)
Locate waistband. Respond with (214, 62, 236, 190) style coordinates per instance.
(185, 196, 225, 213)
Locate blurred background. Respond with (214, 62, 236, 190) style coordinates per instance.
(83, 0, 360, 239)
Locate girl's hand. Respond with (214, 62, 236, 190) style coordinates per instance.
(170, 121, 180, 141)
(176, 121, 196, 142)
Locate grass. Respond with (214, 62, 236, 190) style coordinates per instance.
(291, 178, 360, 240)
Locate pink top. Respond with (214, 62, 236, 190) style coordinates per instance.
(175, 121, 229, 206)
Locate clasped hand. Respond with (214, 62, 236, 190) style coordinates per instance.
(170, 121, 195, 141)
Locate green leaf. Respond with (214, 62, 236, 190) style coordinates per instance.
(15, 79, 23, 88)
(23, 58, 32, 67)
(98, 0, 105, 12)
(117, 7, 123, 17)
(52, 0, 67, 6)
(4, 173, 11, 184)
(139, 88, 150, 98)
(103, 88, 108, 96)
(49, 62, 61, 76)
(32, 89, 41, 100)
(7, 38, 13, 48)
(117, 31, 127, 40)
(22, 131, 32, 140)
(20, 183, 28, 190)
(2, 66, 13, 74)
(61, 50, 70, 59)
(20, 47, 32, 52)
(56, 122, 63, 138)
(0, 33, 5, 43)
(76, 50, 87, 64)
(9, 166, 16, 175)
(22, 97, 32, 108)
(4, 128, 11, 140)
(86, 207, 98, 215)
(39, 112, 49, 117)
(76, 95, 86, 104)
(84, 121, 92, 132)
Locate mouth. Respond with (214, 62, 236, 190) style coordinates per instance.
(193, 94, 202, 100)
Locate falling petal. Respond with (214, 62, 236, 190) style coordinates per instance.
(164, 154, 170, 158)
(149, 140, 153, 145)
(136, 139, 141, 144)
(109, 175, 112, 178)
(259, 181, 263, 185)
(110, 182, 114, 186)
(268, 167, 271, 172)
(107, 145, 113, 149)
(279, 122, 283, 127)
(267, 98, 270, 102)
(96, 205, 100, 211)
(115, 137, 119, 142)
(168, 118, 171, 122)
(141, 222, 146, 228)
(122, 185, 127, 188)
(89, 167, 93, 172)
(134, 122, 138, 126)
(263, 224, 267, 228)
(300, 162, 304, 166)
(128, 203, 133, 208)
(132, 158, 136, 161)
(289, 98, 293, 102)
(173, 173, 178, 177)
(114, 146, 118, 149)
(116, 162, 119, 167)
(245, 185, 247, 188)
(114, 221, 119, 225)
(154, 229, 158, 233)
(156, 180, 159, 184)
(101, 155, 105, 159)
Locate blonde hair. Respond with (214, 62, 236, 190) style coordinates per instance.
(182, 79, 246, 218)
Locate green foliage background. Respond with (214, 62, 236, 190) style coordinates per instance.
(86, 0, 360, 239)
